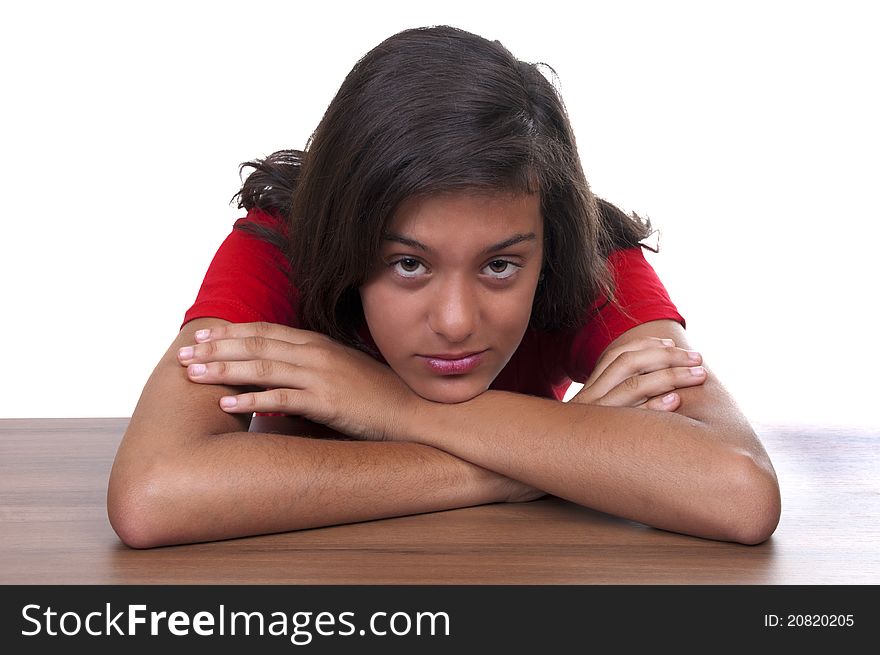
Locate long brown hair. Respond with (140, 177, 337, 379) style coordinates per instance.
(233, 26, 654, 351)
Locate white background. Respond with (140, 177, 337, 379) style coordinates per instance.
(2, 0, 877, 426)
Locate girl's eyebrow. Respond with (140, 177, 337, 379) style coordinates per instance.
(382, 232, 537, 255)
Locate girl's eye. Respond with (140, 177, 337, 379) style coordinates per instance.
(483, 260, 520, 279)
(391, 258, 427, 278)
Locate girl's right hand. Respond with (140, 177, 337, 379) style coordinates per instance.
(569, 337, 708, 412)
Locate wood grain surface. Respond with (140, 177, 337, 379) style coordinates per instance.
(0, 418, 877, 584)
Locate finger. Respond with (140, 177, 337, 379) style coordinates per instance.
(191, 321, 323, 346)
(639, 392, 681, 412)
(185, 359, 312, 390)
(218, 387, 309, 415)
(574, 339, 686, 404)
(587, 346, 702, 400)
(585, 337, 675, 387)
(597, 365, 707, 407)
(178, 335, 311, 366)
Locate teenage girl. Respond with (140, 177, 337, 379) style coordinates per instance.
(108, 25, 780, 548)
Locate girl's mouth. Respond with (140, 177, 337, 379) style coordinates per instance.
(418, 351, 486, 375)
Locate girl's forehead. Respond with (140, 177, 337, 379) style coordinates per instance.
(387, 190, 543, 234)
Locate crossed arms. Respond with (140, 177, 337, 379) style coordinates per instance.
(107, 317, 780, 548)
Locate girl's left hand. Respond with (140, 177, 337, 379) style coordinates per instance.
(571, 336, 706, 411)
(176, 321, 419, 442)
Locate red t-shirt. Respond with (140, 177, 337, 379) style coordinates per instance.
(183, 209, 686, 400)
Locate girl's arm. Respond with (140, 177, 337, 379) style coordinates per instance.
(409, 319, 781, 545)
(107, 318, 523, 549)
(180, 320, 780, 545)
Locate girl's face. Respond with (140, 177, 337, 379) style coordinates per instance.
(359, 190, 544, 403)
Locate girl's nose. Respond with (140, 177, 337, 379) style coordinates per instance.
(427, 276, 478, 344)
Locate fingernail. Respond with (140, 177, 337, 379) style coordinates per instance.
(220, 396, 237, 409)
(690, 366, 705, 376)
(662, 339, 675, 346)
(189, 363, 206, 376)
(178, 346, 193, 361)
(662, 393, 677, 404)
(195, 329, 211, 342)
(687, 350, 701, 362)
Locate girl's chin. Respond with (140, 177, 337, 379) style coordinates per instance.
(408, 378, 489, 404)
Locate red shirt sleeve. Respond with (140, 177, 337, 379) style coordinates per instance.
(566, 246, 686, 381)
(181, 209, 297, 329)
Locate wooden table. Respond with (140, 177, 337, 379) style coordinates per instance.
(1, 418, 877, 584)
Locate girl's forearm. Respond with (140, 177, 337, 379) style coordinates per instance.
(405, 390, 779, 544)
(109, 429, 507, 548)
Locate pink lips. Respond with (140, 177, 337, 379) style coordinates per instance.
(419, 351, 485, 375)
